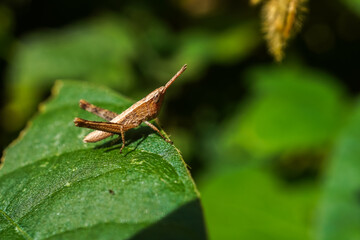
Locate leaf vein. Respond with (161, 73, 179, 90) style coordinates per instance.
(0, 209, 33, 240)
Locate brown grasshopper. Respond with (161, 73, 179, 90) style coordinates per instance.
(74, 64, 187, 153)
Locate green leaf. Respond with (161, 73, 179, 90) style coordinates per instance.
(3, 15, 136, 131)
(200, 167, 319, 240)
(221, 64, 347, 159)
(316, 99, 360, 240)
(0, 81, 206, 240)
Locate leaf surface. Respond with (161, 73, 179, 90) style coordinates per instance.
(0, 81, 205, 240)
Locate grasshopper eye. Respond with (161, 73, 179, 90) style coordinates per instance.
(154, 92, 161, 103)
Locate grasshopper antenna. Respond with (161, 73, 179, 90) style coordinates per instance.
(164, 64, 187, 91)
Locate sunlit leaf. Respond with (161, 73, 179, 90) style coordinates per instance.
(0, 81, 206, 240)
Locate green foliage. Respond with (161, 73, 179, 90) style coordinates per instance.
(9, 17, 135, 88)
(4, 16, 136, 131)
(200, 167, 318, 240)
(1, 2, 359, 239)
(316, 99, 360, 240)
(221, 65, 347, 159)
(3, 13, 259, 132)
(197, 64, 358, 240)
(0, 81, 205, 239)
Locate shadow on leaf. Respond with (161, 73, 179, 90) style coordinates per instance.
(93, 125, 157, 153)
(130, 198, 207, 240)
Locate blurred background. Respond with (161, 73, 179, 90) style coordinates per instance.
(1, 0, 360, 239)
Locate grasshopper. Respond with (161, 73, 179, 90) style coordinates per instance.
(74, 64, 187, 153)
